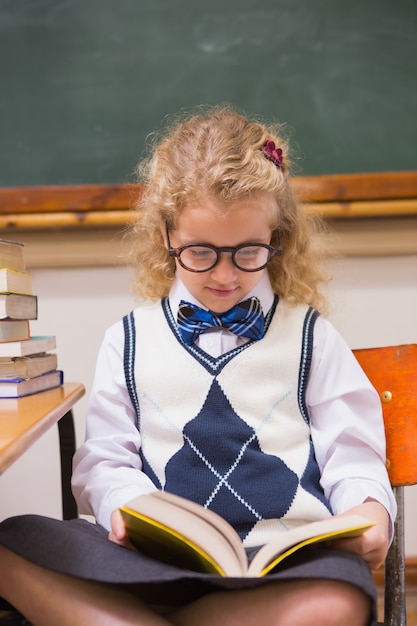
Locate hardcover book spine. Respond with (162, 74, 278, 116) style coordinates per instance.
(0, 240, 62, 395)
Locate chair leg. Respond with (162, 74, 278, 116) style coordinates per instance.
(384, 486, 407, 626)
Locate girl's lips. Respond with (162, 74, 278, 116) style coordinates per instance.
(207, 287, 237, 298)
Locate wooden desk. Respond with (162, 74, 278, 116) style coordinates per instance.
(0, 382, 85, 518)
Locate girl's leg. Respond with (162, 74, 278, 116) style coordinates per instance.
(0, 545, 373, 626)
(0, 546, 172, 626)
(170, 578, 372, 626)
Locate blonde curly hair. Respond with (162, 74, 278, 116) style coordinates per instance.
(126, 105, 330, 313)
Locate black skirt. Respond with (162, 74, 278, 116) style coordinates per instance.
(0, 515, 379, 623)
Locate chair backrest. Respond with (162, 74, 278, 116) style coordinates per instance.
(353, 344, 417, 488)
(353, 344, 417, 626)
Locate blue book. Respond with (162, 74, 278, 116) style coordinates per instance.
(0, 370, 63, 398)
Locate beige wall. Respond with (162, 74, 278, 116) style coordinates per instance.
(0, 255, 416, 554)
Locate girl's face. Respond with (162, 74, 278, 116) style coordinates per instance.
(166, 194, 277, 313)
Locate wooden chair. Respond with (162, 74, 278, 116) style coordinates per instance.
(353, 344, 417, 626)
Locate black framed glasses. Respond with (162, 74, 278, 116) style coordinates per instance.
(165, 225, 282, 273)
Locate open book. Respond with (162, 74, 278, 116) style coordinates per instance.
(120, 491, 374, 577)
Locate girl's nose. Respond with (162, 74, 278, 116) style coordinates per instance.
(210, 252, 238, 282)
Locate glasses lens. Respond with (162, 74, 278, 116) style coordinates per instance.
(234, 245, 270, 271)
(179, 246, 218, 271)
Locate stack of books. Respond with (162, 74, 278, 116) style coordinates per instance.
(0, 238, 63, 398)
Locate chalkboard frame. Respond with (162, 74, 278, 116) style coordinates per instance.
(0, 171, 416, 232)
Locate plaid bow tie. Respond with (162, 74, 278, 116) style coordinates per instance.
(177, 297, 265, 346)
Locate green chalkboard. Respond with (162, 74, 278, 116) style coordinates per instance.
(0, 0, 416, 186)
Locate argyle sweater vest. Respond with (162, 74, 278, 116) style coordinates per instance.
(123, 297, 332, 547)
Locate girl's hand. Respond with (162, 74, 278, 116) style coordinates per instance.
(108, 509, 136, 550)
(328, 500, 390, 570)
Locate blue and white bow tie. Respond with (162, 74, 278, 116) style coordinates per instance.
(177, 297, 265, 346)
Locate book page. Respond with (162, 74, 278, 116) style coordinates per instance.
(248, 514, 374, 576)
(150, 491, 247, 571)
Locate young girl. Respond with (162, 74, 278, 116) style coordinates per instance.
(0, 105, 395, 626)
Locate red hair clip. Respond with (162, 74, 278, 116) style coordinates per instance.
(261, 140, 283, 169)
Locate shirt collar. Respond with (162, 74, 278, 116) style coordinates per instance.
(169, 271, 275, 317)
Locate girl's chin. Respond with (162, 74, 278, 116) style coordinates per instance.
(203, 290, 240, 312)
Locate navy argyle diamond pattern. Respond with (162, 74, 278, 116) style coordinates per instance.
(164, 379, 299, 540)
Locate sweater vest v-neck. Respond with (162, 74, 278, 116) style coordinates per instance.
(123, 297, 331, 547)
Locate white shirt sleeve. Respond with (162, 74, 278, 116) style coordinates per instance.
(71, 320, 158, 530)
(307, 317, 397, 535)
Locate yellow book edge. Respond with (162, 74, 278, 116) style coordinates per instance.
(254, 521, 375, 577)
(120, 507, 227, 576)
